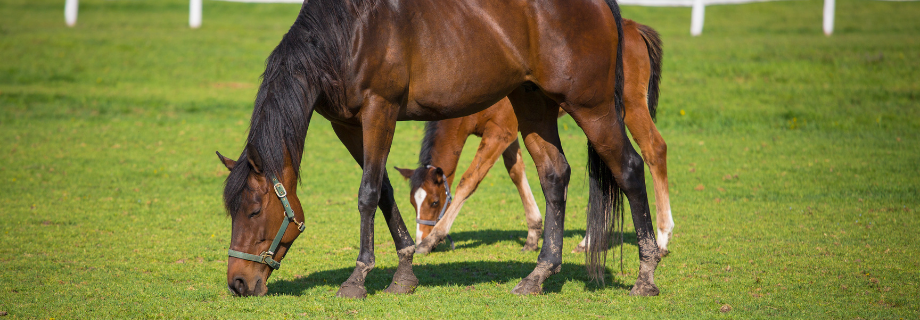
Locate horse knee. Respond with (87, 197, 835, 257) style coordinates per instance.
(357, 185, 381, 214)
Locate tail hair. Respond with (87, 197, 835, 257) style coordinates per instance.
(603, 0, 626, 124)
(585, 143, 625, 284)
(636, 22, 663, 122)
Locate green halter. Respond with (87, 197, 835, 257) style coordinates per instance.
(227, 175, 305, 270)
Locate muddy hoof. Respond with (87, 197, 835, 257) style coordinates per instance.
(571, 243, 586, 253)
(384, 275, 419, 294)
(335, 283, 368, 299)
(510, 278, 542, 295)
(628, 282, 660, 296)
(659, 249, 670, 258)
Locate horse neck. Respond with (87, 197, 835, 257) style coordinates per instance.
(419, 120, 469, 183)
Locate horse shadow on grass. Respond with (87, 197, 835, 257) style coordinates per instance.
(427, 228, 638, 252)
(269, 261, 634, 296)
(268, 228, 639, 296)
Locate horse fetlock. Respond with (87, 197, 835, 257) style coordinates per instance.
(656, 228, 672, 253)
(397, 245, 416, 259)
(630, 252, 660, 296)
(522, 225, 542, 252)
(416, 228, 446, 254)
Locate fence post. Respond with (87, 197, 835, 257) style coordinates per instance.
(190, 0, 202, 29)
(65, 0, 78, 27)
(691, 0, 705, 36)
(823, 0, 835, 36)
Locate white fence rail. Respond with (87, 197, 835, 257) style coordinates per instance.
(64, 0, 912, 35)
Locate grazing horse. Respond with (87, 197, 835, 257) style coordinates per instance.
(394, 19, 671, 256)
(217, 0, 662, 298)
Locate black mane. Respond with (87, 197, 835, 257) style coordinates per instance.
(223, 0, 379, 215)
(417, 121, 439, 167)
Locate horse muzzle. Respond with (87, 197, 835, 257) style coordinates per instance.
(228, 275, 267, 297)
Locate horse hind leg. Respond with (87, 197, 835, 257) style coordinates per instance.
(506, 88, 569, 295)
(623, 88, 673, 255)
(500, 139, 543, 252)
(567, 104, 661, 296)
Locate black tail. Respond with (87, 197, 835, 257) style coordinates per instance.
(636, 23, 663, 122)
(602, 0, 626, 124)
(585, 0, 628, 285)
(585, 143, 625, 284)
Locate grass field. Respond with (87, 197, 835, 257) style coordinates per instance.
(1, 0, 918, 318)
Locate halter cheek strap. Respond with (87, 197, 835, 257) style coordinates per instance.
(416, 166, 455, 250)
(227, 175, 305, 270)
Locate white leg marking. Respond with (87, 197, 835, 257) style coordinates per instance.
(656, 208, 673, 251)
(519, 173, 541, 222)
(413, 189, 427, 242)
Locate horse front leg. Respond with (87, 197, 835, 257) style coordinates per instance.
(507, 89, 569, 295)
(332, 97, 415, 298)
(500, 139, 543, 252)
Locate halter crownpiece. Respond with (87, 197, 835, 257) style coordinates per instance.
(227, 175, 305, 270)
(416, 165, 455, 250)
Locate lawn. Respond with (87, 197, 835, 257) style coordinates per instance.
(0, 0, 918, 318)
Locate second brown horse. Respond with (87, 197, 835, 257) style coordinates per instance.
(396, 19, 672, 256)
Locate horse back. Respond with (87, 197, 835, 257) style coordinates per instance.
(350, 0, 623, 119)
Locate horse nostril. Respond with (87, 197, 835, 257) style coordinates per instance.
(230, 277, 246, 296)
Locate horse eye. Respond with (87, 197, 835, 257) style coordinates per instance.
(248, 209, 261, 218)
(431, 201, 439, 207)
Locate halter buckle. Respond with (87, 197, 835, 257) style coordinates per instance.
(273, 182, 287, 198)
(259, 251, 274, 264)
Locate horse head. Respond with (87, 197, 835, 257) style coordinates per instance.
(218, 148, 304, 297)
(394, 166, 451, 245)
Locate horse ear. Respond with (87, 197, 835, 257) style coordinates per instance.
(393, 167, 414, 180)
(245, 143, 264, 174)
(216, 151, 236, 171)
(431, 167, 445, 183)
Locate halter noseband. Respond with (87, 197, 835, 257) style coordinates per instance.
(416, 165, 455, 250)
(227, 175, 305, 270)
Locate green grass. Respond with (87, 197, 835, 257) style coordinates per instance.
(1, 0, 918, 318)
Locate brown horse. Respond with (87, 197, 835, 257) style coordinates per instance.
(395, 19, 671, 257)
(217, 0, 662, 298)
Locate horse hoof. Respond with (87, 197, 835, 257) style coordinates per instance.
(384, 276, 419, 294)
(335, 283, 368, 299)
(628, 282, 660, 296)
(659, 249, 670, 258)
(510, 278, 542, 295)
(571, 244, 586, 253)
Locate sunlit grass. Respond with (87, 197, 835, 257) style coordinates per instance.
(0, 0, 918, 318)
